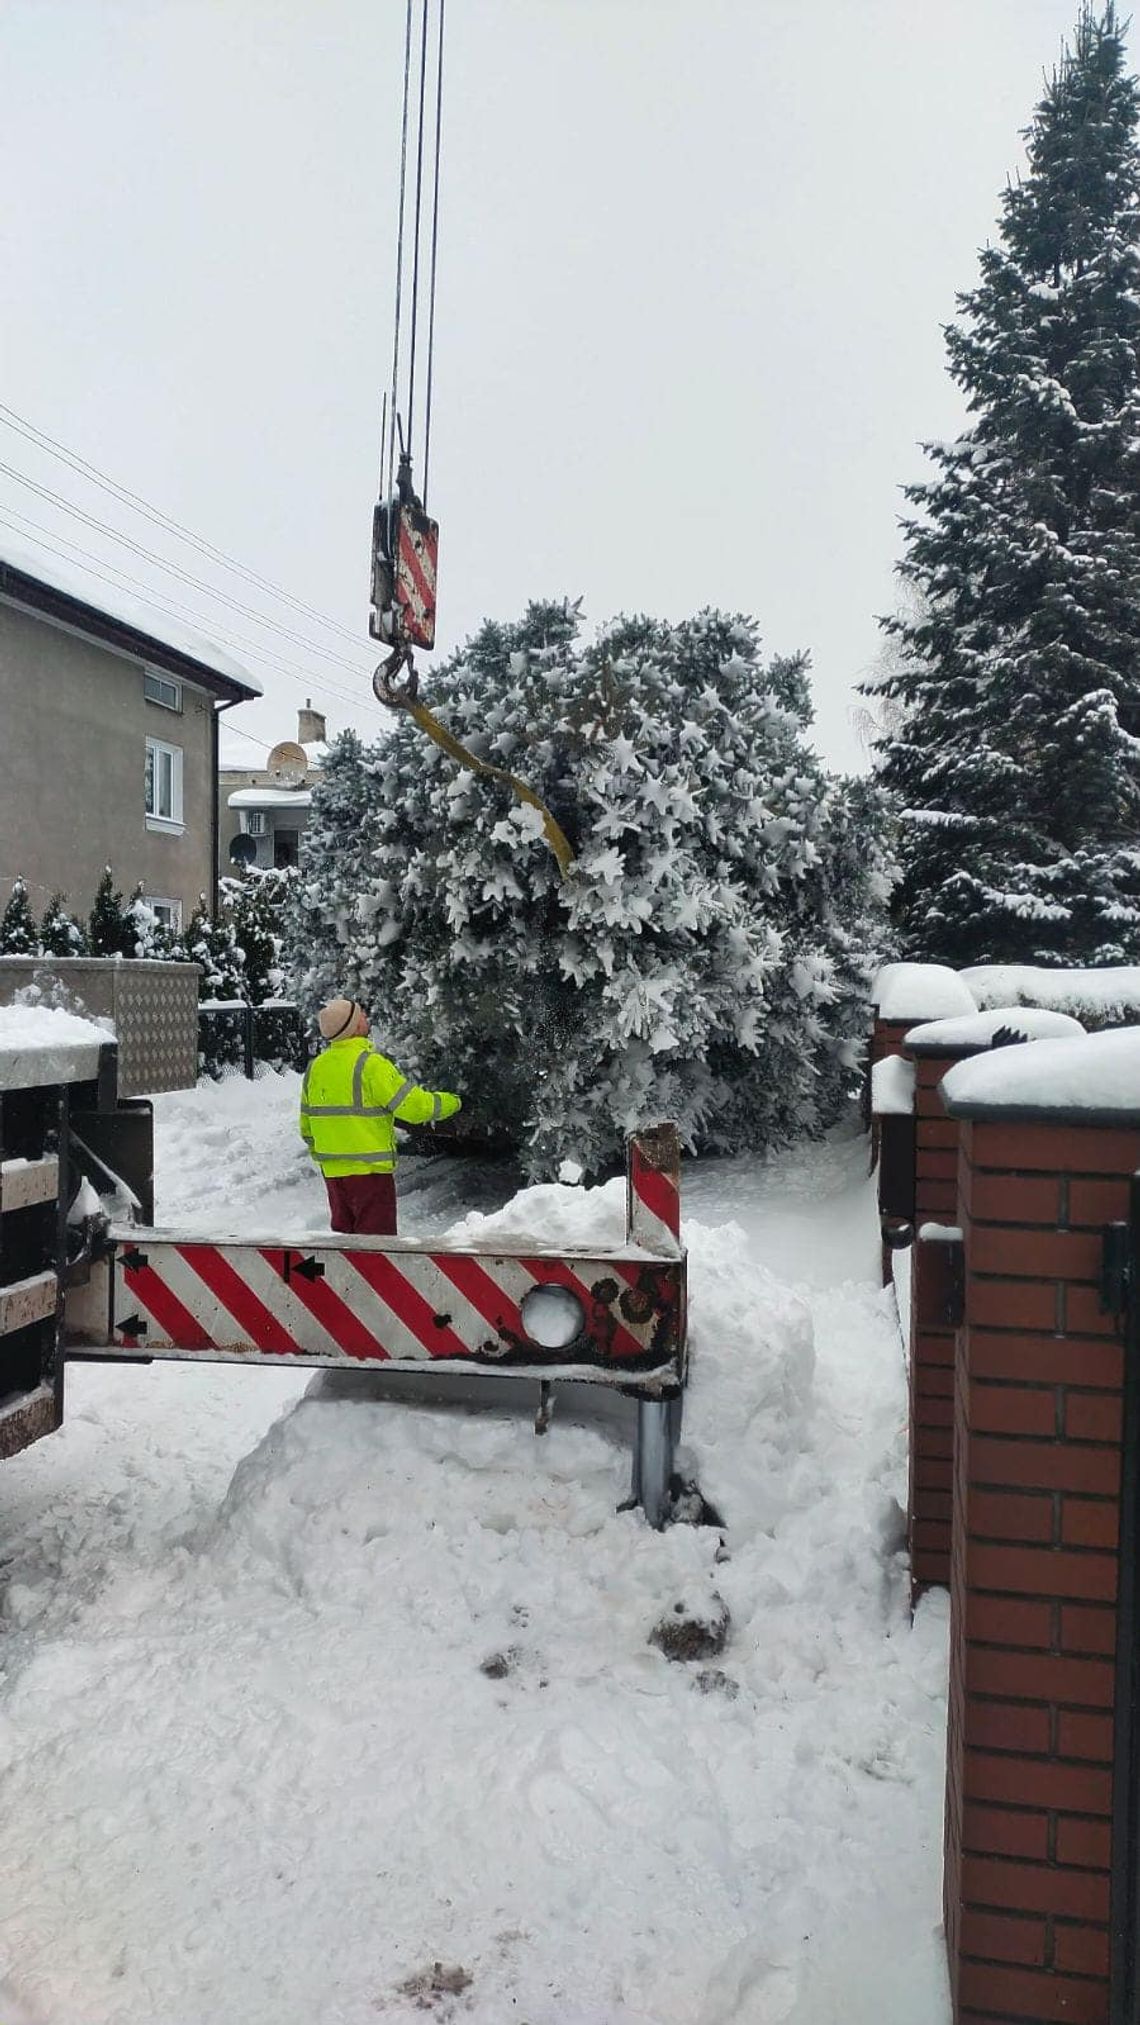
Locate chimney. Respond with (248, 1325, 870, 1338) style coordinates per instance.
(298, 699, 326, 746)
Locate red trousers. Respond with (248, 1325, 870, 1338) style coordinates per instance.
(325, 1173, 398, 1236)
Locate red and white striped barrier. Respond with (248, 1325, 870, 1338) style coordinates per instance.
(66, 1126, 686, 1386)
(63, 1125, 687, 1521)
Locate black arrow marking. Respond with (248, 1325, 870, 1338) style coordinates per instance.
(118, 1314, 148, 1340)
(122, 1248, 149, 1273)
(288, 1253, 326, 1283)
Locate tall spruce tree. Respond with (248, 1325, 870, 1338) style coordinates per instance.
(873, 5, 1140, 965)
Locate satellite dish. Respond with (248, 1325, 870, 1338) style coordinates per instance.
(266, 740, 309, 789)
(229, 832, 258, 866)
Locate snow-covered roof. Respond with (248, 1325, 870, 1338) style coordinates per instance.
(228, 787, 313, 810)
(941, 1026, 1140, 1122)
(904, 1007, 1084, 1056)
(873, 962, 977, 1021)
(0, 1003, 109, 1091)
(0, 539, 262, 700)
(962, 964, 1140, 1021)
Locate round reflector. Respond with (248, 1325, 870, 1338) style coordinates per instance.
(520, 1283, 586, 1350)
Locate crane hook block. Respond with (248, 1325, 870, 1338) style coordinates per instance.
(373, 649, 420, 708)
(369, 495, 439, 653)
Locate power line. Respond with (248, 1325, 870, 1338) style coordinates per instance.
(0, 457, 377, 679)
(218, 721, 273, 754)
(0, 399, 367, 649)
(0, 503, 390, 725)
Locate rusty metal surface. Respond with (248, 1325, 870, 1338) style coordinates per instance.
(0, 1155, 59, 1212)
(0, 1270, 58, 1336)
(632, 1122, 681, 1176)
(0, 1383, 60, 1459)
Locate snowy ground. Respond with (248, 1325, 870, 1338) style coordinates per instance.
(0, 1072, 950, 2025)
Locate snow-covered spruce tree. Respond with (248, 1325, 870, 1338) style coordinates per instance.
(39, 893, 87, 956)
(88, 868, 138, 958)
(871, 4, 1140, 966)
(219, 868, 295, 1003)
(183, 899, 246, 1001)
(0, 877, 39, 954)
(289, 602, 890, 1178)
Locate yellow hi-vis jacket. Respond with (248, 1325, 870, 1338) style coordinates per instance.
(299, 1037, 461, 1178)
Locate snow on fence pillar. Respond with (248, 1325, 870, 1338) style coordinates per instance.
(938, 1028, 1140, 2025)
(871, 965, 977, 1286)
(902, 1010, 1085, 1600)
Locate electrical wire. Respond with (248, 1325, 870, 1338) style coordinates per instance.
(0, 507, 392, 727)
(0, 458, 377, 678)
(0, 400, 366, 648)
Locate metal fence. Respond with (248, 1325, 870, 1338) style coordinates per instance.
(198, 1000, 309, 1079)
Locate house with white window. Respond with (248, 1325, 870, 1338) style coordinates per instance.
(0, 546, 261, 931)
(218, 703, 325, 875)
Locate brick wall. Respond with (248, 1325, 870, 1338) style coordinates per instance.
(945, 1115, 1135, 2024)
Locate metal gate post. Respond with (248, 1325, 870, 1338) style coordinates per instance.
(1110, 1171, 1140, 2023)
(635, 1397, 677, 1530)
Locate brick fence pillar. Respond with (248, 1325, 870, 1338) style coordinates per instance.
(901, 1010, 1086, 1599)
(905, 1039, 972, 1595)
(937, 1080, 1137, 2025)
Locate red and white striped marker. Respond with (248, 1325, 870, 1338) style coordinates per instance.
(396, 505, 439, 649)
(626, 1123, 682, 1257)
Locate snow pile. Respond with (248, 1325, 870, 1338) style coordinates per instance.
(0, 1001, 109, 1088)
(0, 1108, 949, 2025)
(0, 1004, 108, 1049)
(872, 1052, 915, 1114)
(873, 962, 976, 1021)
(943, 1024, 1140, 1117)
(963, 964, 1140, 1028)
(903, 1005, 1085, 1052)
(447, 1175, 627, 1253)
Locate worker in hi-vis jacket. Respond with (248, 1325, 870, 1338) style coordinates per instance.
(300, 998, 462, 1235)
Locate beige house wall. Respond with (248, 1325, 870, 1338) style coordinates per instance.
(0, 599, 218, 925)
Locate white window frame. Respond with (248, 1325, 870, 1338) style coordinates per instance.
(145, 736, 184, 832)
(243, 811, 268, 837)
(144, 670, 183, 713)
(144, 896, 183, 933)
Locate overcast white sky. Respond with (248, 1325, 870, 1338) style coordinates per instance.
(1, 0, 1119, 772)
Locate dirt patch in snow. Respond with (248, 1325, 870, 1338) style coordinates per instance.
(650, 1591, 730, 1661)
(396, 1959, 474, 2009)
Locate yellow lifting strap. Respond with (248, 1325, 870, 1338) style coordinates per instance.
(374, 658, 576, 878)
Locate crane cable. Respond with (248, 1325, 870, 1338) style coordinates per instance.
(373, 0, 576, 880)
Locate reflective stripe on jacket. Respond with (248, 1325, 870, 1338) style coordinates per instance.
(299, 1037, 461, 1178)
